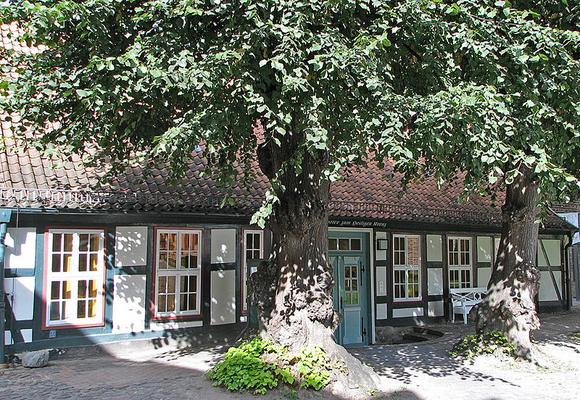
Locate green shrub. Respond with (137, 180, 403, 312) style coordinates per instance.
(571, 332, 580, 342)
(449, 331, 516, 359)
(207, 337, 332, 395)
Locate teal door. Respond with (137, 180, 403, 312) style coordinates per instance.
(328, 232, 369, 346)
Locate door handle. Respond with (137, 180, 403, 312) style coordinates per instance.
(340, 296, 343, 310)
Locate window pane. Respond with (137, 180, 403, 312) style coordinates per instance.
(167, 295, 176, 312)
(88, 299, 97, 318)
(167, 276, 176, 293)
(89, 280, 98, 297)
(79, 253, 88, 272)
(78, 280, 87, 299)
(328, 238, 337, 250)
(52, 254, 61, 273)
(158, 295, 166, 313)
(189, 255, 198, 268)
(168, 253, 177, 269)
(160, 233, 168, 250)
(180, 276, 189, 292)
(50, 302, 60, 321)
(51, 281, 60, 300)
(168, 234, 177, 250)
(181, 234, 190, 251)
(351, 239, 361, 251)
(64, 234, 74, 252)
(63, 254, 73, 273)
(90, 234, 100, 251)
(52, 233, 62, 252)
(62, 281, 72, 299)
(339, 239, 349, 250)
(79, 234, 89, 252)
(89, 254, 99, 271)
(180, 294, 189, 311)
(159, 253, 168, 269)
(77, 300, 86, 318)
(61, 302, 69, 320)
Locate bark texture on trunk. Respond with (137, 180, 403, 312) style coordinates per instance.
(476, 164, 541, 359)
(249, 135, 379, 389)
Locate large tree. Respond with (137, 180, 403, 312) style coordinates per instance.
(377, 0, 579, 359)
(2, 0, 578, 372)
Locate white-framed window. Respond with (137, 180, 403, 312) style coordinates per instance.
(45, 229, 105, 328)
(448, 237, 472, 289)
(393, 234, 421, 301)
(155, 229, 201, 317)
(242, 230, 264, 312)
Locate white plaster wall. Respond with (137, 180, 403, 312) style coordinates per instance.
(393, 307, 424, 318)
(539, 271, 562, 302)
(211, 229, 237, 264)
(115, 227, 148, 267)
(5, 227, 36, 269)
(21, 329, 32, 343)
(538, 239, 561, 267)
(477, 267, 492, 288)
(211, 270, 236, 325)
(375, 232, 387, 261)
(112, 275, 146, 333)
(376, 303, 388, 320)
(477, 236, 493, 263)
(428, 268, 444, 295)
(428, 301, 444, 317)
(376, 266, 387, 296)
(4, 277, 35, 320)
(426, 235, 442, 262)
(4, 329, 32, 345)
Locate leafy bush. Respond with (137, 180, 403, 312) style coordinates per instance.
(449, 331, 516, 359)
(207, 337, 332, 394)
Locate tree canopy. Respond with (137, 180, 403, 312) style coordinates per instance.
(2, 0, 578, 224)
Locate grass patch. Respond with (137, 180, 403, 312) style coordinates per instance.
(450, 331, 516, 359)
(207, 337, 332, 395)
(571, 332, 580, 342)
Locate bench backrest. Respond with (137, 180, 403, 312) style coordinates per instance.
(450, 287, 486, 305)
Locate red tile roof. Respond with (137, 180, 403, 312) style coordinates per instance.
(0, 23, 574, 232)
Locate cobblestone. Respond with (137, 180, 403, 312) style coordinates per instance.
(1, 306, 579, 400)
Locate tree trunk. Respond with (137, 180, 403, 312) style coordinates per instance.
(476, 163, 541, 359)
(250, 136, 379, 390)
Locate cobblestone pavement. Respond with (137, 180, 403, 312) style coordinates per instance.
(1, 306, 579, 400)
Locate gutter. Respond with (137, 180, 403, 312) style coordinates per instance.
(0, 209, 12, 368)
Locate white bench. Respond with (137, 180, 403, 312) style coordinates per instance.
(449, 288, 487, 324)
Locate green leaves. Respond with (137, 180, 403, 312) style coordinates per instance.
(3, 0, 579, 221)
(207, 337, 331, 394)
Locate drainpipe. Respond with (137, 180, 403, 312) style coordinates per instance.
(0, 209, 12, 368)
(564, 233, 572, 310)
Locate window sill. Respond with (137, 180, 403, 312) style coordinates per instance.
(42, 320, 105, 331)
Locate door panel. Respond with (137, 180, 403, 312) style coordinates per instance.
(342, 257, 362, 344)
(328, 233, 369, 346)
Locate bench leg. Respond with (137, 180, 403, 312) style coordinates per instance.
(463, 311, 468, 325)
